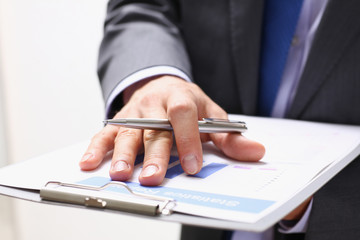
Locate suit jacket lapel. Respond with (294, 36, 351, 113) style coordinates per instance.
(229, 0, 264, 115)
(287, 0, 360, 119)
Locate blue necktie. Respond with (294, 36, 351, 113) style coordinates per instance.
(258, 0, 304, 116)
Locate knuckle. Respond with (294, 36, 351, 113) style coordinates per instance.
(135, 92, 160, 107)
(143, 130, 172, 143)
(143, 129, 161, 142)
(189, 82, 202, 92)
(118, 127, 138, 137)
(168, 98, 197, 116)
(114, 128, 140, 143)
(145, 153, 166, 161)
(175, 135, 197, 146)
(91, 129, 114, 145)
(90, 133, 100, 142)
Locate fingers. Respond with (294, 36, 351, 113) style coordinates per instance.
(109, 127, 142, 181)
(81, 76, 266, 188)
(79, 125, 119, 170)
(167, 92, 203, 175)
(81, 104, 145, 183)
(139, 130, 173, 185)
(138, 104, 173, 185)
(107, 107, 144, 182)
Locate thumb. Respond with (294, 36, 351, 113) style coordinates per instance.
(210, 132, 265, 162)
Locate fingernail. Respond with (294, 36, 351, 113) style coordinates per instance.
(113, 161, 129, 172)
(182, 154, 198, 175)
(81, 153, 93, 162)
(142, 165, 159, 178)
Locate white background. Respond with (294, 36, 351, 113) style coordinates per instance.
(0, 0, 180, 239)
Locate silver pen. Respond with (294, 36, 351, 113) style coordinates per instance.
(103, 118, 247, 133)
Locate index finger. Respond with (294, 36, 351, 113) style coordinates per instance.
(79, 124, 119, 170)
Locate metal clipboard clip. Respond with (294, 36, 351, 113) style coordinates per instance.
(40, 181, 176, 216)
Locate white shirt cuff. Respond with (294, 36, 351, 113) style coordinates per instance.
(278, 199, 313, 234)
(105, 66, 192, 117)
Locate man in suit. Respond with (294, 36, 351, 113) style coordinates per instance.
(80, 0, 360, 239)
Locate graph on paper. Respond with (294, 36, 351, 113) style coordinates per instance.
(134, 154, 228, 179)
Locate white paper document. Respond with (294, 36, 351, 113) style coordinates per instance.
(1, 115, 360, 228)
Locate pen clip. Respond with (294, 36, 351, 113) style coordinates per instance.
(202, 118, 246, 125)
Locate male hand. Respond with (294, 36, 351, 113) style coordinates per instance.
(79, 76, 265, 186)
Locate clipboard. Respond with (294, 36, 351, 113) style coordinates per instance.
(1, 115, 360, 232)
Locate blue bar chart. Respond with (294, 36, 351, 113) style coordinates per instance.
(165, 158, 228, 179)
(190, 163, 227, 178)
(135, 154, 228, 179)
(135, 154, 179, 166)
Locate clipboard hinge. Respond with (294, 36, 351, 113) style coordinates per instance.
(84, 197, 107, 208)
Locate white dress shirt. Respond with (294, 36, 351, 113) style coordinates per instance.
(272, 0, 329, 118)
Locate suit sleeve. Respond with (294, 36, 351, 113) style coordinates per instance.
(98, 0, 191, 115)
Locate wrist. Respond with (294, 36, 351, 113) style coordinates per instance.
(283, 196, 312, 221)
(123, 75, 187, 104)
(123, 77, 154, 104)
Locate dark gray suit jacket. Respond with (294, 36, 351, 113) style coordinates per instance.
(98, 0, 360, 239)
